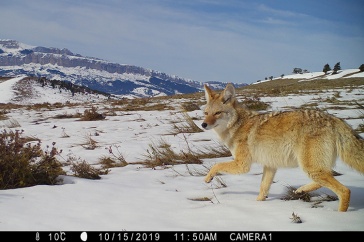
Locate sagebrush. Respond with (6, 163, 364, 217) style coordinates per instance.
(0, 130, 65, 189)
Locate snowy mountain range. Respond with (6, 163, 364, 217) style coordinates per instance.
(0, 39, 246, 98)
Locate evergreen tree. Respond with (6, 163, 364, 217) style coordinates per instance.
(359, 64, 364, 72)
(293, 68, 302, 74)
(333, 62, 341, 74)
(323, 63, 331, 74)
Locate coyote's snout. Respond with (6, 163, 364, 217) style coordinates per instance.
(202, 83, 364, 212)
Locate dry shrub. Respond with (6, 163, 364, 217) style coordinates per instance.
(70, 160, 108, 180)
(188, 197, 212, 202)
(54, 111, 81, 119)
(356, 124, 364, 133)
(142, 138, 182, 168)
(281, 184, 338, 205)
(242, 96, 270, 111)
(0, 110, 8, 120)
(80, 133, 98, 150)
(181, 102, 202, 112)
(0, 130, 65, 189)
(99, 156, 123, 169)
(79, 106, 105, 121)
(99, 145, 128, 168)
(281, 185, 313, 202)
(141, 138, 202, 168)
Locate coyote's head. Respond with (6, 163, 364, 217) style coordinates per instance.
(201, 83, 238, 131)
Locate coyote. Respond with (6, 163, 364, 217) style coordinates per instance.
(202, 83, 364, 212)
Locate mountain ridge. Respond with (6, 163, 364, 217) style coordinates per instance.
(0, 39, 247, 98)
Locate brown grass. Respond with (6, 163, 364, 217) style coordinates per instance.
(170, 112, 203, 134)
(241, 95, 270, 111)
(181, 102, 203, 112)
(141, 135, 232, 169)
(140, 137, 202, 168)
(110, 98, 174, 111)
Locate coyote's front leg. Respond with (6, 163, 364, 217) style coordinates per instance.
(256, 166, 277, 201)
(204, 155, 252, 183)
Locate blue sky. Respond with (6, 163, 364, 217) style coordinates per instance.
(1, 0, 363, 83)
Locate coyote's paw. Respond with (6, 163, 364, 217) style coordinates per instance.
(294, 189, 303, 194)
(204, 175, 213, 183)
(256, 194, 267, 201)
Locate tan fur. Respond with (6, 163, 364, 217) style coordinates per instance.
(202, 83, 364, 212)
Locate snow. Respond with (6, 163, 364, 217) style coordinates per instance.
(284, 72, 326, 80)
(326, 69, 362, 79)
(0, 76, 364, 231)
(349, 72, 364, 78)
(0, 75, 27, 103)
(0, 39, 35, 54)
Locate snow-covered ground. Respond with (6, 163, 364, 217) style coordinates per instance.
(0, 77, 364, 231)
(0, 75, 26, 103)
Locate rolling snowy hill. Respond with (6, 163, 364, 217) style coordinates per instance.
(252, 68, 364, 85)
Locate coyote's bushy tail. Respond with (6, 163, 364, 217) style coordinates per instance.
(336, 119, 364, 174)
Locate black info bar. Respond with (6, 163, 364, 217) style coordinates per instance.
(0, 231, 358, 242)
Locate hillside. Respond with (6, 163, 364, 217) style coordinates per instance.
(252, 68, 364, 84)
(244, 69, 364, 95)
(0, 76, 113, 104)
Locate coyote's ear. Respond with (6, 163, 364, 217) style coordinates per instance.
(222, 83, 235, 104)
(204, 84, 213, 103)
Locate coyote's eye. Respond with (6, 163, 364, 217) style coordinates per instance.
(214, 111, 222, 116)
(204, 112, 208, 115)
